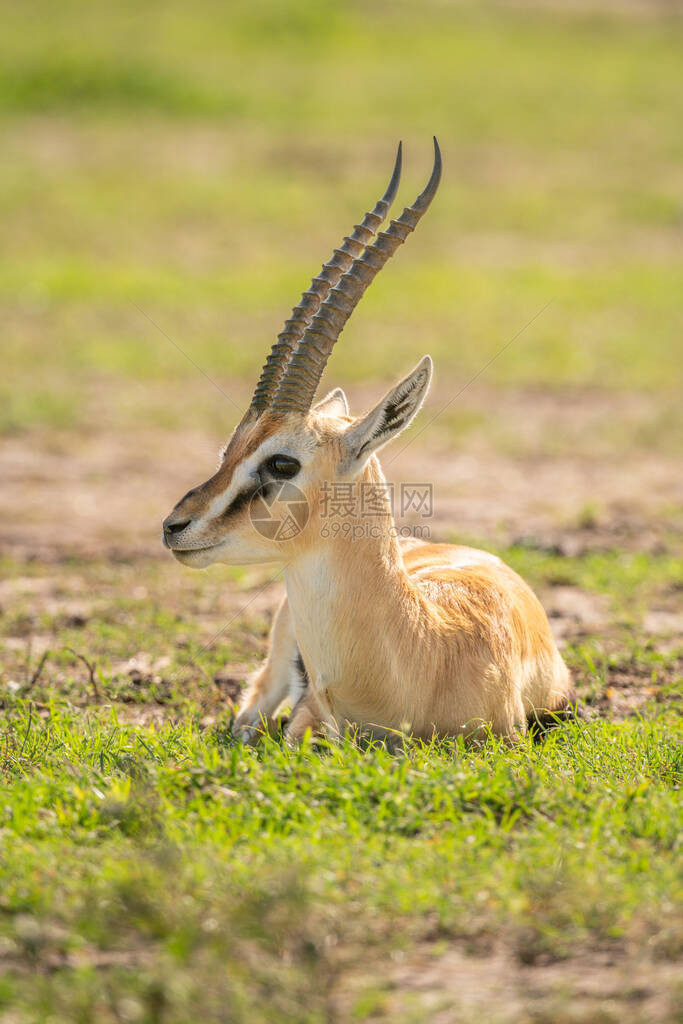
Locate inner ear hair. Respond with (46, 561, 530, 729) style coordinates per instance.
(314, 387, 349, 418)
(347, 355, 432, 463)
(357, 378, 422, 456)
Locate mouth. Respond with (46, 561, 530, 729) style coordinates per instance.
(162, 530, 219, 555)
(169, 544, 221, 566)
(169, 543, 218, 554)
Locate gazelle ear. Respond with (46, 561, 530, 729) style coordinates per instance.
(314, 387, 349, 418)
(342, 356, 432, 467)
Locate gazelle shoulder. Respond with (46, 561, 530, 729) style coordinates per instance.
(401, 541, 505, 579)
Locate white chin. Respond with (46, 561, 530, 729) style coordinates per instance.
(172, 547, 221, 569)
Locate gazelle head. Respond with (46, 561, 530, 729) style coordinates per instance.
(162, 141, 441, 568)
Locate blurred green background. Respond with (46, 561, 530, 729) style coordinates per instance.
(1, 0, 681, 441)
(1, 7, 682, 1020)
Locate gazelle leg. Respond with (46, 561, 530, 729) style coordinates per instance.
(234, 595, 300, 739)
(285, 687, 325, 743)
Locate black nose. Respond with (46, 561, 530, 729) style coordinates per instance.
(164, 516, 191, 538)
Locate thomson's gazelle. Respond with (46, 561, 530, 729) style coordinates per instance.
(163, 140, 574, 742)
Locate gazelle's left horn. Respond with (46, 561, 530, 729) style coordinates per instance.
(271, 138, 442, 417)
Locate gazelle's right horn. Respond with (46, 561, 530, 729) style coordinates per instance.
(271, 138, 442, 416)
(249, 143, 402, 414)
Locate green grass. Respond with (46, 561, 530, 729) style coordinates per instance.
(1, 549, 681, 1021)
(1, 702, 681, 1023)
(495, 545, 683, 615)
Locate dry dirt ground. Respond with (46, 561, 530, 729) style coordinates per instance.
(1, 386, 681, 714)
(334, 941, 683, 1024)
(2, 387, 681, 561)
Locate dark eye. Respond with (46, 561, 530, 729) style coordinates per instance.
(264, 454, 300, 479)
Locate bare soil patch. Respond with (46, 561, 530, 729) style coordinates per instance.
(336, 942, 682, 1023)
(2, 387, 680, 561)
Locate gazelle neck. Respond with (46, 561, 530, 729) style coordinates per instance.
(283, 459, 417, 727)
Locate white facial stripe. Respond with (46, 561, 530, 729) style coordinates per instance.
(204, 437, 307, 522)
(205, 457, 258, 521)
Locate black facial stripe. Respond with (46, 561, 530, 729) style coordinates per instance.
(223, 483, 260, 519)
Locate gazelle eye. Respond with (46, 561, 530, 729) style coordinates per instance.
(265, 454, 300, 479)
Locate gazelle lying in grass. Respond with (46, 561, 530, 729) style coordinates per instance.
(163, 139, 574, 743)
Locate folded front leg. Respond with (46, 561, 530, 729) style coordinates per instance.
(234, 595, 303, 741)
(285, 686, 326, 743)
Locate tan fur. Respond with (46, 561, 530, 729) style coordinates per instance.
(165, 383, 573, 744)
(235, 593, 324, 742)
(287, 689, 325, 743)
(166, 393, 577, 745)
(233, 595, 298, 739)
(280, 453, 570, 742)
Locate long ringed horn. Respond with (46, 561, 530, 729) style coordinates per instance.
(271, 138, 442, 416)
(249, 143, 402, 414)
